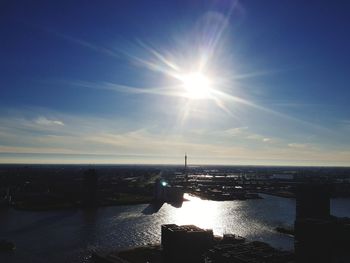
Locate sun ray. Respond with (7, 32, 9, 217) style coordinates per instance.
(65, 7, 335, 134)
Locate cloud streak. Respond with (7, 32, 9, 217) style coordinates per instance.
(35, 117, 64, 126)
(42, 27, 121, 58)
(0, 109, 349, 166)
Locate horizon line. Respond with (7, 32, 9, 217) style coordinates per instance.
(0, 162, 349, 168)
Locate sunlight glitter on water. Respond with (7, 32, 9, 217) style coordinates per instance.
(170, 194, 231, 235)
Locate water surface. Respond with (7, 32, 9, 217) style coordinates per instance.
(1, 194, 349, 263)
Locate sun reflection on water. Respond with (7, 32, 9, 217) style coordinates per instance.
(172, 193, 224, 233)
(164, 193, 270, 238)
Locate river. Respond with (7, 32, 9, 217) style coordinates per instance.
(1, 194, 350, 263)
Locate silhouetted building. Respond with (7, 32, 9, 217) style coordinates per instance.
(154, 178, 165, 202)
(161, 224, 213, 263)
(294, 183, 350, 263)
(295, 183, 331, 220)
(83, 169, 98, 207)
(154, 179, 183, 204)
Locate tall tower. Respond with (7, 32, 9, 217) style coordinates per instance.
(185, 153, 187, 171)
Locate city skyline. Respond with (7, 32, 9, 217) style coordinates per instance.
(1, 1, 350, 166)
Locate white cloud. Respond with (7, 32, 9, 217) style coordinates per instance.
(246, 134, 263, 140)
(224, 127, 248, 136)
(288, 143, 308, 149)
(0, 108, 350, 166)
(223, 127, 273, 143)
(35, 117, 64, 126)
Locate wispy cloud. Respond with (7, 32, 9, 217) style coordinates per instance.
(40, 22, 343, 143)
(263, 138, 272, 142)
(222, 127, 274, 144)
(35, 117, 64, 126)
(0, 108, 349, 166)
(42, 27, 121, 58)
(223, 126, 248, 136)
(71, 80, 183, 97)
(288, 143, 310, 149)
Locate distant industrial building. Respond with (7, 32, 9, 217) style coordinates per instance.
(154, 179, 183, 204)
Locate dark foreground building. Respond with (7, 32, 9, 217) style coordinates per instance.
(294, 183, 350, 263)
(205, 241, 294, 263)
(161, 224, 213, 263)
(161, 224, 294, 263)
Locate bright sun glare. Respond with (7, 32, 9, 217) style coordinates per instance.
(181, 72, 212, 99)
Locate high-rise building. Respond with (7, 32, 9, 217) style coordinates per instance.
(294, 183, 350, 263)
(161, 224, 213, 263)
(295, 183, 331, 220)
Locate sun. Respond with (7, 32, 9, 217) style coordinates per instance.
(181, 72, 212, 99)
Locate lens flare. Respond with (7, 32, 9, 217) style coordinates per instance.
(181, 72, 212, 99)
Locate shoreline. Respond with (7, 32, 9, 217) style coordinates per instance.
(10, 193, 154, 211)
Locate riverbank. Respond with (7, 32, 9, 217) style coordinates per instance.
(12, 193, 153, 211)
(258, 191, 295, 198)
(191, 191, 262, 201)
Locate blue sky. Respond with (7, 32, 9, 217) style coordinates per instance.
(1, 0, 350, 165)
